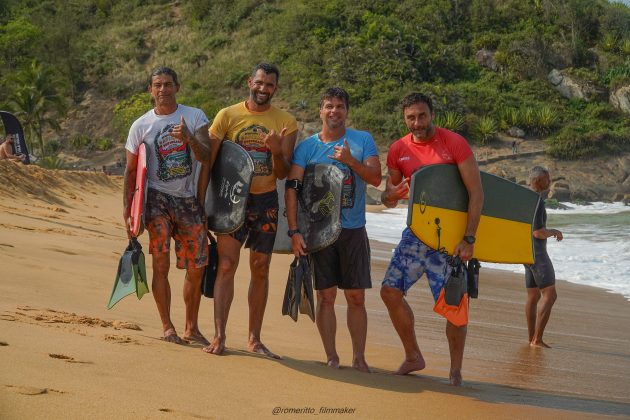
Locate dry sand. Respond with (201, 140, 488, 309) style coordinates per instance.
(0, 160, 629, 419)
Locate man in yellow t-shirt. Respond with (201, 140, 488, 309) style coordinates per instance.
(202, 63, 298, 359)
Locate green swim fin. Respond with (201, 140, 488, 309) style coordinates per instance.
(131, 239, 149, 299)
(107, 238, 149, 309)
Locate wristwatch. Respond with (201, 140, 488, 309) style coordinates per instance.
(463, 235, 476, 245)
(288, 229, 301, 237)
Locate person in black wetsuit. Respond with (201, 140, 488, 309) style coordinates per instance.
(524, 166, 563, 348)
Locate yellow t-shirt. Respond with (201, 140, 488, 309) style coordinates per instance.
(210, 101, 298, 194)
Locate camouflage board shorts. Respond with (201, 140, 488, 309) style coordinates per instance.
(145, 188, 208, 269)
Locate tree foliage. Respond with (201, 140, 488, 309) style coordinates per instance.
(0, 0, 629, 159)
(5, 60, 67, 159)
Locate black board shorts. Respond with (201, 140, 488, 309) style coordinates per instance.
(310, 226, 372, 290)
(524, 252, 556, 289)
(230, 190, 278, 254)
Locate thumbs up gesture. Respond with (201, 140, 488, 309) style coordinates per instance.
(170, 115, 192, 143)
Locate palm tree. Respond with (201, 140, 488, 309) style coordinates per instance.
(6, 60, 67, 159)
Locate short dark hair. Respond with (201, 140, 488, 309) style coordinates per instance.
(319, 87, 350, 110)
(251, 62, 280, 82)
(401, 92, 433, 113)
(529, 166, 549, 183)
(149, 67, 179, 86)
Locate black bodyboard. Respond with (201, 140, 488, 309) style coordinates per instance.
(205, 141, 255, 234)
(274, 164, 344, 253)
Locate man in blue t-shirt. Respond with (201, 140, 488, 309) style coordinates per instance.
(285, 87, 381, 372)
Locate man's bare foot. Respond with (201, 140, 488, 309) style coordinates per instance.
(162, 328, 184, 345)
(530, 339, 551, 348)
(449, 370, 463, 386)
(326, 357, 340, 369)
(202, 336, 226, 355)
(352, 359, 370, 373)
(183, 332, 210, 346)
(395, 355, 426, 375)
(248, 341, 282, 360)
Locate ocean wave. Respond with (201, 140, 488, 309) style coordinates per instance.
(547, 201, 630, 215)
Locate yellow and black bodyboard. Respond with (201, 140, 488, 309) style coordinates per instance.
(407, 164, 539, 264)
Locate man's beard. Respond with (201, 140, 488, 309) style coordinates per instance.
(251, 91, 273, 105)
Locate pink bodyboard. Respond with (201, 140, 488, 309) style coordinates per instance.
(130, 143, 148, 237)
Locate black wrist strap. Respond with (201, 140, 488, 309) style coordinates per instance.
(285, 179, 302, 192)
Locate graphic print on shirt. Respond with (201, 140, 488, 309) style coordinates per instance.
(336, 164, 355, 209)
(154, 124, 192, 182)
(235, 124, 272, 176)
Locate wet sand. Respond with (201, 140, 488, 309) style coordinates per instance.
(0, 161, 629, 419)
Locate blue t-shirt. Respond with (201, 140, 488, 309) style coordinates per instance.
(292, 128, 379, 229)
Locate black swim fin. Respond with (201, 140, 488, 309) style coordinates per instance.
(201, 234, 218, 298)
(282, 257, 302, 321)
(298, 256, 315, 322)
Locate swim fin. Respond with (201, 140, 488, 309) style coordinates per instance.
(298, 256, 315, 322)
(131, 238, 149, 300)
(107, 238, 149, 309)
(433, 261, 469, 327)
(282, 256, 315, 322)
(282, 257, 302, 321)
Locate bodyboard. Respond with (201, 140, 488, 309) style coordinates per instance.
(274, 164, 344, 253)
(129, 143, 147, 237)
(407, 164, 539, 264)
(0, 111, 30, 164)
(205, 141, 254, 234)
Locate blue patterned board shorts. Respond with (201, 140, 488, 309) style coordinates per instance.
(382, 228, 449, 301)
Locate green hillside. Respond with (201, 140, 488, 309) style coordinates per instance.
(1, 0, 629, 162)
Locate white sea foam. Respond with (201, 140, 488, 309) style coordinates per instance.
(547, 201, 630, 215)
(365, 204, 630, 300)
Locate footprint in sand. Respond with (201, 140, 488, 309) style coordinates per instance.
(5, 308, 142, 340)
(104, 334, 139, 344)
(48, 353, 93, 364)
(10, 307, 141, 329)
(158, 408, 211, 419)
(5, 385, 65, 396)
(49, 353, 73, 360)
(45, 247, 79, 256)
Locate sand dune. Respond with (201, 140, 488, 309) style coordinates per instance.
(1, 160, 629, 419)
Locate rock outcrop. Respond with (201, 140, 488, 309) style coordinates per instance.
(549, 180, 571, 201)
(548, 69, 608, 102)
(475, 49, 500, 72)
(508, 127, 525, 138)
(609, 84, 630, 115)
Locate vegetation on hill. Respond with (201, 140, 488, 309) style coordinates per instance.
(1, 0, 629, 163)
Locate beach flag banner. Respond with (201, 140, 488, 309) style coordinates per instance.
(0, 111, 30, 164)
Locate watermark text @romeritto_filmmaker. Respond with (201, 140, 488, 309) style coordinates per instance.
(272, 406, 357, 415)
